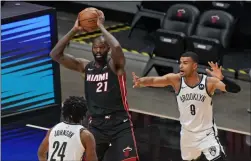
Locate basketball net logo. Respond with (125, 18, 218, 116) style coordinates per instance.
(123, 146, 132, 157)
(177, 9, 186, 17)
(211, 15, 220, 24)
(208, 146, 217, 156)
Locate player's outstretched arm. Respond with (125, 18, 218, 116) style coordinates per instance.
(132, 72, 180, 88)
(50, 17, 89, 73)
(206, 61, 241, 94)
(81, 129, 98, 161)
(37, 129, 51, 161)
(97, 10, 125, 74)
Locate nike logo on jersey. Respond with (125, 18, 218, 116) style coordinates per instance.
(123, 119, 128, 122)
(105, 115, 111, 119)
(88, 68, 94, 71)
(181, 86, 187, 89)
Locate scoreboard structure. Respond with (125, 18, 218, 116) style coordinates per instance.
(1, 2, 61, 117)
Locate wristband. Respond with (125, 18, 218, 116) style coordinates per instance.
(221, 77, 241, 93)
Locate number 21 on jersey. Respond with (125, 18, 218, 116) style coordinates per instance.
(96, 81, 108, 92)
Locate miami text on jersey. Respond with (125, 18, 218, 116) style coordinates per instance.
(86, 72, 109, 82)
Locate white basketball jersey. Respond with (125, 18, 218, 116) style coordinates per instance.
(176, 74, 213, 132)
(48, 122, 85, 161)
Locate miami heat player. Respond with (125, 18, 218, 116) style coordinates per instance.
(50, 10, 138, 161)
(132, 52, 240, 161)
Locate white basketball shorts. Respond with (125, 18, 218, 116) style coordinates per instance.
(180, 126, 225, 161)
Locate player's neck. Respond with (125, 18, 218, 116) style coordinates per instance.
(63, 119, 80, 125)
(184, 72, 200, 86)
(94, 60, 107, 68)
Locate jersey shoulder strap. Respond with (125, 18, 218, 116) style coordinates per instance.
(180, 77, 185, 87)
(200, 74, 207, 85)
(176, 77, 184, 95)
(202, 74, 212, 96)
(84, 62, 90, 73)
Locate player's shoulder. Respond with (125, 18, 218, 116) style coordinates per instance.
(173, 73, 181, 78)
(80, 129, 95, 142)
(164, 73, 181, 80)
(83, 60, 92, 66)
(80, 129, 96, 148)
(80, 128, 92, 136)
(83, 60, 93, 69)
(50, 122, 62, 131)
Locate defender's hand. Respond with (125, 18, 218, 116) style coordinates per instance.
(206, 61, 224, 80)
(132, 72, 141, 88)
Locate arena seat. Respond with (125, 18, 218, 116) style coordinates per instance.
(142, 4, 200, 76)
(127, 1, 169, 38)
(187, 10, 234, 67)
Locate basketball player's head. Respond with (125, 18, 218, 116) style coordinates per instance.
(179, 51, 199, 77)
(62, 96, 87, 123)
(92, 36, 110, 63)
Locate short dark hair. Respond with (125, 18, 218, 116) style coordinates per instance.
(181, 51, 199, 63)
(62, 96, 87, 123)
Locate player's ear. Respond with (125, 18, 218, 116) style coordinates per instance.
(193, 62, 198, 70)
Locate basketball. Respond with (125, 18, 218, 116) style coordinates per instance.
(78, 7, 99, 32)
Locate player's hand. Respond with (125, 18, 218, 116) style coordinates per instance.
(72, 17, 84, 33)
(96, 10, 105, 27)
(132, 72, 141, 88)
(206, 61, 224, 80)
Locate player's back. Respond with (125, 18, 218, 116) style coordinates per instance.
(48, 122, 85, 161)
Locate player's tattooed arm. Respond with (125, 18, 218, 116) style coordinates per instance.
(97, 10, 125, 74)
(132, 72, 180, 88)
(206, 62, 241, 94)
(81, 129, 98, 161)
(38, 129, 51, 161)
(50, 17, 90, 73)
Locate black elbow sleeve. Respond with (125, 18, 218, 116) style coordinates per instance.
(222, 77, 241, 93)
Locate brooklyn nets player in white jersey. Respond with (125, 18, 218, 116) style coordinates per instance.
(37, 96, 98, 161)
(132, 52, 241, 161)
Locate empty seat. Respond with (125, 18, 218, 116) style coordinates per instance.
(127, 1, 170, 38)
(142, 4, 200, 76)
(187, 10, 234, 66)
(157, 3, 200, 60)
